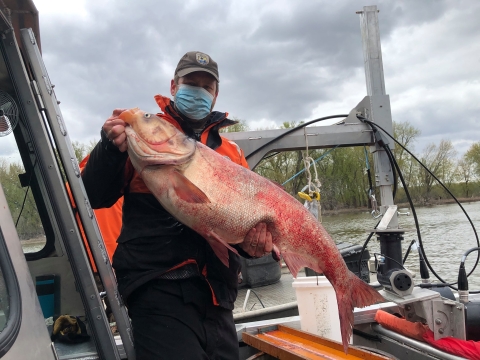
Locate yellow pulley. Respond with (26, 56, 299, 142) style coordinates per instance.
(297, 191, 320, 202)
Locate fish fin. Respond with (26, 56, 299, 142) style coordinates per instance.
(282, 252, 319, 278)
(205, 230, 239, 268)
(171, 170, 211, 204)
(334, 272, 384, 353)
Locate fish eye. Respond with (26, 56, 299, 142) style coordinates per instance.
(145, 113, 151, 118)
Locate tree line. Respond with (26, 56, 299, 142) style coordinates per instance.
(2, 122, 480, 239)
(0, 141, 95, 239)
(225, 120, 480, 209)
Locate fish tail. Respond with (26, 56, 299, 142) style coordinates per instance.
(335, 272, 384, 353)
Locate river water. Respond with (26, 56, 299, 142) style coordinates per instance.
(20, 201, 480, 292)
(320, 201, 480, 291)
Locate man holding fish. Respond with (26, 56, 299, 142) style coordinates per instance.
(82, 51, 273, 359)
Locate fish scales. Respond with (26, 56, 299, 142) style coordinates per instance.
(119, 108, 384, 353)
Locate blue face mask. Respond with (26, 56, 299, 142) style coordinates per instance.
(174, 84, 214, 120)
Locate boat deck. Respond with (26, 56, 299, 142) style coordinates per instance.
(234, 266, 302, 314)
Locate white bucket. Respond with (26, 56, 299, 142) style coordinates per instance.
(292, 276, 341, 342)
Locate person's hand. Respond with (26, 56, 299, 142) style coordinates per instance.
(240, 223, 273, 258)
(102, 108, 128, 152)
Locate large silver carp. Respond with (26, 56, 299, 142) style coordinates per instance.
(119, 108, 383, 352)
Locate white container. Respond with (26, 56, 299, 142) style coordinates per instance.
(292, 276, 341, 342)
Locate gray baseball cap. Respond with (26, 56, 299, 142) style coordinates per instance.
(174, 51, 219, 82)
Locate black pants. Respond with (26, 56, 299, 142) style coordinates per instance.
(127, 278, 239, 360)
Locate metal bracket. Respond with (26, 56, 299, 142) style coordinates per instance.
(381, 287, 466, 341)
(380, 287, 439, 307)
(431, 298, 465, 340)
(376, 205, 397, 230)
(352, 95, 371, 122)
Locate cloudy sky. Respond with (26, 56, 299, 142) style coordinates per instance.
(3, 0, 480, 159)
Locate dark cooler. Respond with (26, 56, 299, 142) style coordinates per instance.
(239, 254, 282, 289)
(305, 242, 371, 283)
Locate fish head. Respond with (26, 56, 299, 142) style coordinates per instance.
(120, 108, 177, 144)
(119, 108, 196, 169)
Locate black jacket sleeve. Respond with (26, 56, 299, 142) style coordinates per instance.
(81, 129, 129, 209)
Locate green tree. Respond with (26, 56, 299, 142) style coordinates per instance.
(456, 157, 474, 197)
(0, 159, 42, 239)
(392, 121, 420, 189)
(393, 121, 420, 160)
(465, 142, 480, 178)
(219, 116, 249, 133)
(318, 147, 370, 209)
(418, 140, 457, 201)
(71, 140, 96, 163)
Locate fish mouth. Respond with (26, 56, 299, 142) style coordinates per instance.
(120, 108, 196, 166)
(124, 126, 158, 156)
(119, 108, 140, 125)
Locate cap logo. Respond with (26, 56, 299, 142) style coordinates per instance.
(196, 53, 209, 66)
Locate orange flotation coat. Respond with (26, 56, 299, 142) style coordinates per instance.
(81, 95, 250, 309)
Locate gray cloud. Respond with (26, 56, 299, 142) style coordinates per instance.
(2, 0, 479, 158)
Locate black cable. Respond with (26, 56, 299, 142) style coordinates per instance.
(357, 219, 381, 276)
(366, 168, 374, 196)
(245, 114, 349, 161)
(365, 150, 377, 212)
(374, 253, 406, 270)
(364, 143, 396, 211)
(358, 116, 480, 293)
(15, 187, 31, 227)
(403, 240, 416, 264)
(248, 289, 265, 309)
(384, 143, 450, 286)
(362, 116, 480, 276)
(366, 123, 397, 199)
(364, 146, 374, 197)
(362, 119, 438, 284)
(461, 247, 480, 264)
(416, 282, 458, 288)
(15, 159, 37, 227)
(417, 245, 430, 281)
(262, 152, 281, 160)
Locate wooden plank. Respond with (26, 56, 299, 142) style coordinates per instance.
(277, 325, 388, 359)
(243, 331, 315, 360)
(243, 326, 391, 360)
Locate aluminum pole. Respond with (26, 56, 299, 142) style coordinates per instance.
(358, 6, 397, 228)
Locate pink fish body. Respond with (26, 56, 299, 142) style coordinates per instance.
(120, 108, 384, 352)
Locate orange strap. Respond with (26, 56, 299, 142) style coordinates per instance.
(375, 309, 480, 359)
(374, 309, 428, 341)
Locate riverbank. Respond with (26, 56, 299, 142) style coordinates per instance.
(321, 196, 480, 216)
(20, 235, 46, 252)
